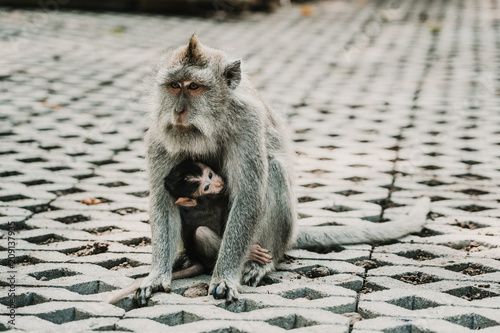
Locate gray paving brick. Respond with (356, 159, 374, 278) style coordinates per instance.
(352, 317, 500, 333)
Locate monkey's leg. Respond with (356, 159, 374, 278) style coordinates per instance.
(172, 249, 192, 271)
(193, 226, 221, 268)
(136, 147, 181, 306)
(242, 158, 297, 287)
(172, 262, 205, 279)
(209, 143, 267, 302)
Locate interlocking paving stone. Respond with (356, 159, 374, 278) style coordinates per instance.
(352, 317, 500, 333)
(1, 0, 500, 331)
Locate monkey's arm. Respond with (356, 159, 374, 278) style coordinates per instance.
(208, 133, 268, 301)
(248, 245, 272, 265)
(136, 140, 182, 306)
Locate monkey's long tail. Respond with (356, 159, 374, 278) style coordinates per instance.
(106, 278, 144, 304)
(294, 197, 430, 248)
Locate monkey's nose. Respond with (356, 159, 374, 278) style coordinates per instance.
(175, 108, 186, 114)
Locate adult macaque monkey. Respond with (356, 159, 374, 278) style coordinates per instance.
(138, 34, 297, 304)
(137, 35, 430, 305)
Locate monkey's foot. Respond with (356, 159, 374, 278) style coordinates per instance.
(248, 244, 272, 265)
(208, 278, 239, 302)
(241, 260, 273, 287)
(134, 272, 171, 306)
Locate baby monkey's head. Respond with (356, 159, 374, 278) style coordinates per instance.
(164, 160, 225, 207)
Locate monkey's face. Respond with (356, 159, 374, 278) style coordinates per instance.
(173, 164, 224, 208)
(165, 80, 207, 132)
(190, 165, 224, 197)
(156, 68, 224, 138)
(151, 35, 241, 146)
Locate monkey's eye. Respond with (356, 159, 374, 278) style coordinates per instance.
(170, 82, 181, 89)
(188, 82, 200, 90)
(208, 171, 212, 179)
(204, 184, 209, 191)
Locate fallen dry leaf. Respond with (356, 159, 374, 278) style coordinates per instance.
(301, 5, 314, 16)
(80, 197, 104, 205)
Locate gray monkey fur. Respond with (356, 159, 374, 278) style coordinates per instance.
(136, 34, 297, 304)
(134, 35, 430, 305)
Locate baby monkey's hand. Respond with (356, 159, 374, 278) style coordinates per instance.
(248, 244, 272, 265)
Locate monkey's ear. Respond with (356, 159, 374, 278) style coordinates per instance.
(224, 60, 241, 89)
(175, 197, 198, 207)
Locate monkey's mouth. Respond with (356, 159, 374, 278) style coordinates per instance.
(168, 123, 196, 133)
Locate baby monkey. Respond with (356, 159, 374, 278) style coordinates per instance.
(106, 160, 270, 304)
(165, 160, 272, 269)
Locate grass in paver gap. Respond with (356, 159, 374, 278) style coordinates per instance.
(302, 183, 325, 188)
(24, 234, 66, 244)
(429, 196, 448, 202)
(23, 204, 60, 213)
(128, 190, 149, 197)
(396, 272, 439, 285)
(0, 194, 30, 202)
(444, 263, 496, 276)
(0, 255, 42, 267)
(29, 268, 81, 281)
(297, 196, 319, 203)
(444, 241, 492, 253)
(454, 221, 486, 229)
(108, 261, 135, 271)
(22, 179, 54, 186)
(354, 260, 379, 270)
(120, 237, 150, 248)
(323, 204, 354, 213)
(112, 207, 144, 215)
(411, 227, 440, 237)
(396, 250, 439, 261)
(50, 187, 85, 195)
(54, 214, 91, 223)
(99, 181, 129, 187)
(86, 226, 123, 235)
(68, 242, 109, 257)
(445, 286, 500, 302)
(455, 204, 492, 212)
(456, 188, 490, 196)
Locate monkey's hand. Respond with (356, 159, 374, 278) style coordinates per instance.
(134, 271, 171, 306)
(208, 277, 239, 302)
(248, 245, 272, 265)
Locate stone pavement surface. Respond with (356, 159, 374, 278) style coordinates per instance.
(1, 0, 500, 332)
